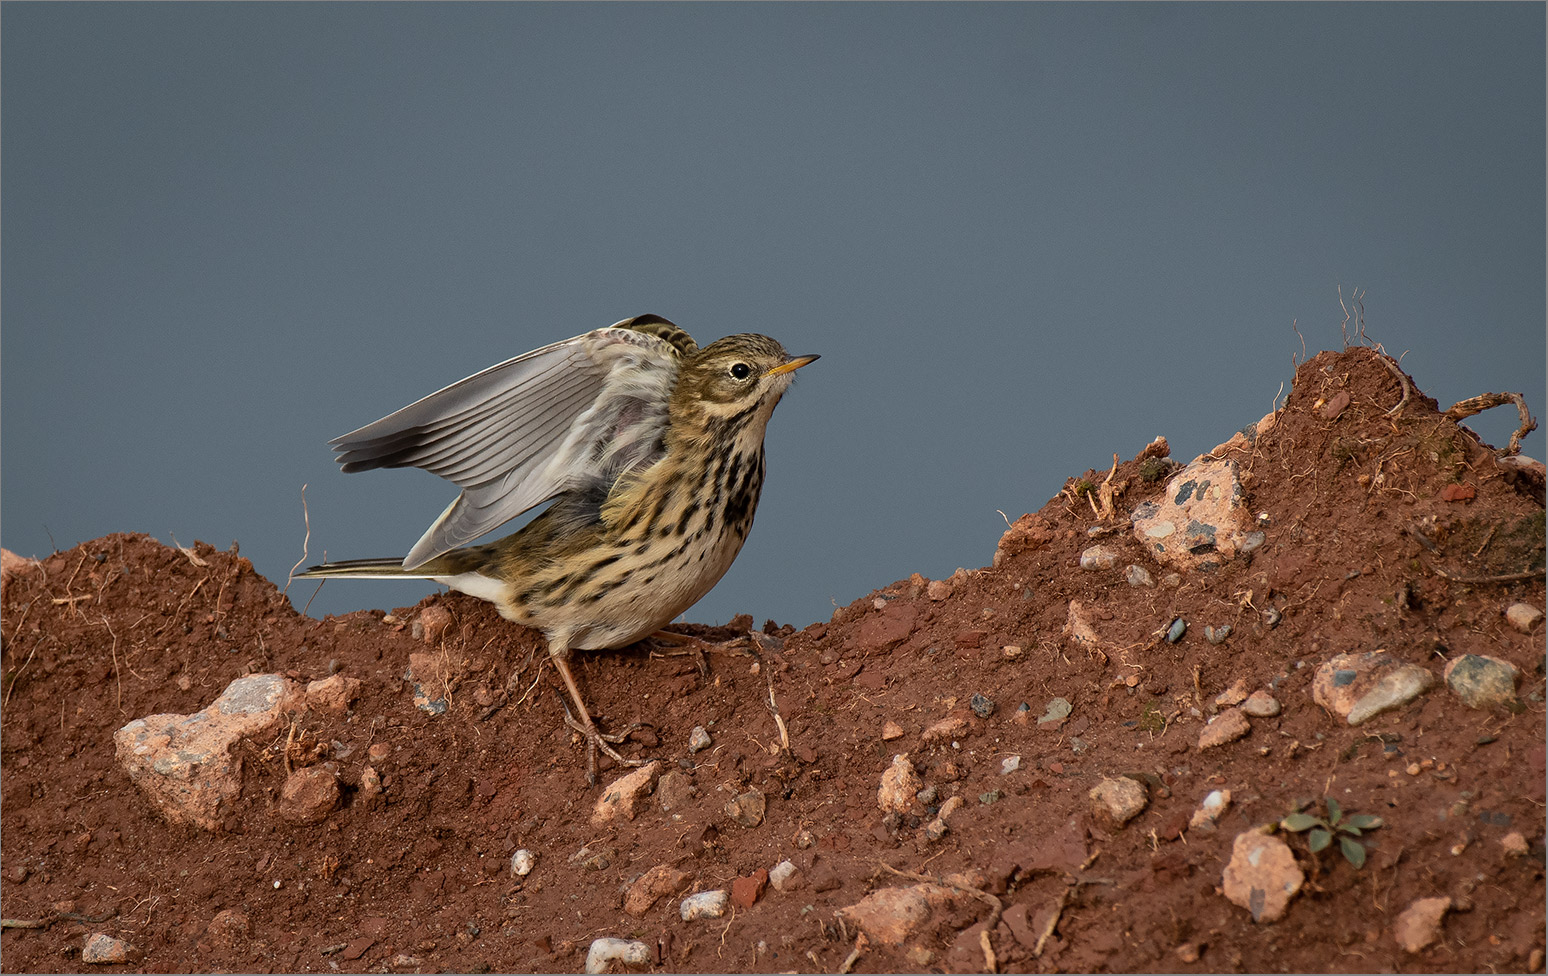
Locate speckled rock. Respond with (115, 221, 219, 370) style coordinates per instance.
(1088, 776, 1147, 827)
(1130, 458, 1259, 572)
(82, 934, 137, 964)
(878, 754, 925, 815)
(1080, 545, 1119, 570)
(591, 761, 662, 825)
(1312, 651, 1434, 726)
(115, 673, 301, 831)
(724, 789, 766, 828)
(679, 889, 729, 920)
(1221, 830, 1304, 923)
(1443, 654, 1520, 709)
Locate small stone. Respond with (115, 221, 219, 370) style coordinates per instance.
(305, 673, 362, 714)
(1038, 697, 1073, 729)
(979, 790, 1000, 805)
(1175, 942, 1202, 963)
(82, 934, 136, 965)
(878, 754, 925, 815)
(623, 863, 691, 917)
(388, 954, 424, 970)
(417, 605, 453, 644)
(1214, 678, 1250, 707)
(405, 651, 450, 713)
(730, 869, 769, 909)
(915, 784, 938, 806)
(938, 795, 965, 822)
(1160, 572, 1183, 587)
(1131, 457, 1253, 571)
(592, 761, 662, 825)
(1221, 829, 1304, 923)
(1443, 654, 1521, 709)
(207, 907, 251, 949)
(1166, 618, 1187, 643)
(905, 945, 936, 968)
(1088, 776, 1147, 827)
(584, 937, 651, 974)
(1501, 832, 1529, 857)
(926, 579, 953, 601)
(725, 789, 766, 828)
(367, 742, 392, 763)
(1205, 624, 1232, 644)
(688, 726, 713, 753)
(1000, 755, 1022, 775)
(837, 882, 978, 946)
(794, 829, 815, 849)
(922, 714, 972, 743)
(1392, 896, 1452, 953)
(656, 769, 694, 813)
(510, 849, 535, 877)
(970, 693, 995, 718)
(769, 860, 801, 892)
(1198, 708, 1251, 750)
(1439, 482, 1476, 503)
(1080, 545, 1119, 570)
(357, 765, 382, 804)
(1189, 789, 1232, 829)
(1505, 603, 1544, 633)
(1318, 390, 1352, 420)
(9, 865, 28, 883)
(1064, 600, 1101, 650)
(1125, 564, 1154, 587)
(881, 720, 905, 741)
(1241, 691, 1281, 717)
(277, 766, 342, 825)
(1312, 651, 1435, 726)
(679, 889, 729, 920)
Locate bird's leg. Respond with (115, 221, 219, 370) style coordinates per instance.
(549, 645, 651, 785)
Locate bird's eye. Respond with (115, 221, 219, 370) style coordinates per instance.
(729, 362, 751, 380)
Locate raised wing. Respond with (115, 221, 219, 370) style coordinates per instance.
(330, 324, 685, 569)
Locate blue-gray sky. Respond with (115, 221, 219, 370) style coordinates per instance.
(4, 3, 1544, 629)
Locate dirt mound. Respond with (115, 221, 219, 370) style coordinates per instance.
(3, 346, 1543, 974)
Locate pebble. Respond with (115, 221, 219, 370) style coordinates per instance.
(1080, 545, 1119, 570)
(1221, 829, 1303, 923)
(688, 726, 713, 753)
(1161, 572, 1183, 587)
(1174, 942, 1202, 963)
(1502, 832, 1530, 857)
(277, 766, 342, 825)
(1198, 708, 1250, 750)
(1001, 644, 1023, 660)
(405, 652, 450, 714)
(1000, 755, 1021, 775)
(1312, 651, 1435, 726)
(510, 849, 535, 877)
(366, 742, 392, 763)
(730, 869, 769, 909)
(915, 785, 938, 806)
(1443, 654, 1520, 709)
(970, 693, 995, 718)
(1088, 776, 1147, 827)
(81, 934, 136, 965)
(1392, 896, 1451, 953)
(769, 859, 801, 892)
(656, 769, 694, 813)
(877, 755, 925, 815)
(1505, 602, 1543, 633)
(1204, 624, 1232, 644)
(1038, 697, 1073, 729)
(1166, 618, 1187, 643)
(679, 889, 729, 920)
(305, 674, 362, 714)
(922, 714, 972, 743)
(1125, 564, 1154, 587)
(1064, 600, 1101, 649)
(881, 720, 905, 741)
(926, 579, 953, 601)
(585, 938, 651, 974)
(1130, 457, 1253, 571)
(1189, 789, 1232, 829)
(837, 882, 979, 946)
(724, 789, 766, 828)
(624, 864, 691, 917)
(1241, 691, 1281, 717)
(417, 605, 454, 644)
(591, 761, 662, 825)
(1214, 678, 1250, 707)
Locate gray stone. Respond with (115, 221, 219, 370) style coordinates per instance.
(1125, 564, 1154, 587)
(1443, 654, 1520, 709)
(1205, 624, 1232, 644)
(1166, 618, 1187, 643)
(657, 769, 694, 813)
(1221, 830, 1303, 923)
(769, 860, 802, 892)
(970, 693, 995, 718)
(679, 889, 729, 920)
(1080, 545, 1119, 570)
(1241, 691, 1281, 717)
(688, 725, 713, 753)
(1506, 603, 1543, 634)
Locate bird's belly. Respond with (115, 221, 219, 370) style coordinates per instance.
(568, 525, 749, 650)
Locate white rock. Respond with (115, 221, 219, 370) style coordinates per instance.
(1000, 755, 1022, 775)
(510, 849, 535, 877)
(585, 937, 651, 973)
(679, 889, 730, 921)
(769, 860, 801, 892)
(1221, 830, 1303, 923)
(1505, 603, 1543, 634)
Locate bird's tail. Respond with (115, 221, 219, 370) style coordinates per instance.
(292, 558, 437, 580)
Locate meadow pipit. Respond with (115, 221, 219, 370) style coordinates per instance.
(295, 315, 817, 780)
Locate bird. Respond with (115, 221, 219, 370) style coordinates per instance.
(293, 314, 818, 781)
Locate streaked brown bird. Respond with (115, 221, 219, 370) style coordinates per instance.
(294, 314, 817, 780)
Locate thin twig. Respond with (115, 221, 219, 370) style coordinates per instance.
(1428, 563, 1545, 585)
(285, 483, 310, 596)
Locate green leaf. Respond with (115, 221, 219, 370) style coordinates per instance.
(1325, 796, 1342, 824)
(1340, 835, 1367, 868)
(1281, 813, 1321, 832)
(1344, 814, 1383, 831)
(1309, 827, 1333, 853)
(1340, 824, 1362, 837)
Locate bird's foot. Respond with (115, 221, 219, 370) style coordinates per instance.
(557, 695, 654, 785)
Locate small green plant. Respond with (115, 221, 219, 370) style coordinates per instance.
(1281, 797, 1383, 868)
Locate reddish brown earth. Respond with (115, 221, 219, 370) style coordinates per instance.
(2, 346, 1544, 974)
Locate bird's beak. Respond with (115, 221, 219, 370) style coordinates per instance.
(765, 354, 820, 377)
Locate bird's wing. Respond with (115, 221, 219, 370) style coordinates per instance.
(330, 325, 684, 569)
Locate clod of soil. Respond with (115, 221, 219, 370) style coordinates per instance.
(2, 346, 1543, 973)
